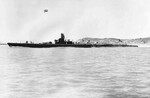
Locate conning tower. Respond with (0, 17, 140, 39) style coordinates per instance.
(54, 33, 74, 44)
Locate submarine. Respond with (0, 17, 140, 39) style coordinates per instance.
(7, 33, 138, 48)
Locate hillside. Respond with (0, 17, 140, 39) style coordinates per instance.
(122, 37, 150, 44)
(77, 37, 150, 45)
(0, 42, 7, 45)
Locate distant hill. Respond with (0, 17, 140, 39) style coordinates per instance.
(77, 37, 150, 45)
(0, 42, 7, 45)
(77, 37, 125, 45)
(122, 37, 150, 44)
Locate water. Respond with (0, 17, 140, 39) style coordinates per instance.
(0, 45, 150, 98)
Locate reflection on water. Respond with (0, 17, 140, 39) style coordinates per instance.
(0, 46, 150, 98)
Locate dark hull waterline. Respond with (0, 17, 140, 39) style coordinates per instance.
(7, 43, 138, 48)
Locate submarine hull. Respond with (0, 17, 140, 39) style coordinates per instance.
(7, 43, 138, 48)
(7, 43, 93, 48)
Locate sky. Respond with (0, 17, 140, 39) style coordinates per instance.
(1, 0, 150, 42)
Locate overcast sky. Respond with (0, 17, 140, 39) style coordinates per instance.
(1, 0, 150, 42)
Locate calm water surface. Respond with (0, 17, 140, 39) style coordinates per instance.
(0, 46, 150, 98)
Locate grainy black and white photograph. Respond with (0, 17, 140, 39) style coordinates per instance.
(0, 0, 150, 98)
